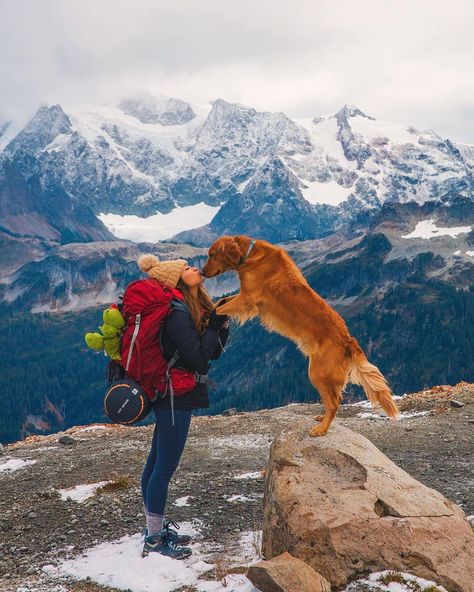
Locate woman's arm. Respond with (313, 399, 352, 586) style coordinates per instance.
(210, 322, 229, 360)
(163, 309, 225, 374)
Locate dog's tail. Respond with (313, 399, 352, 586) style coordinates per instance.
(347, 337, 399, 419)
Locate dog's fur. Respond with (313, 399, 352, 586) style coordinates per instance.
(201, 235, 399, 436)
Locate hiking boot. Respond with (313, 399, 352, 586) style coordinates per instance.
(162, 519, 192, 545)
(141, 520, 192, 545)
(142, 529, 192, 559)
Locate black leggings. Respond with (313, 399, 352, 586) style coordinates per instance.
(141, 408, 192, 515)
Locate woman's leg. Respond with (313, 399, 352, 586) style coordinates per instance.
(141, 420, 159, 510)
(145, 408, 192, 534)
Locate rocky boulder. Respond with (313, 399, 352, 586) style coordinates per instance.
(262, 420, 474, 592)
(247, 551, 331, 592)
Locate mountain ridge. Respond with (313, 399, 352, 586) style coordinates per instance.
(1, 95, 472, 245)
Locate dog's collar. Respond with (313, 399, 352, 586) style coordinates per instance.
(238, 239, 256, 266)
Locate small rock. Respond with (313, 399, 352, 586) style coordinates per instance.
(27, 512, 37, 519)
(100, 520, 109, 526)
(222, 408, 238, 416)
(449, 400, 464, 408)
(58, 435, 77, 445)
(0, 443, 4, 456)
(38, 487, 57, 499)
(26, 566, 36, 575)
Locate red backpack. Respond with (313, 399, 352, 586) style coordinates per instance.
(119, 278, 199, 408)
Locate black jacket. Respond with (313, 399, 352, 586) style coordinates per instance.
(153, 302, 229, 411)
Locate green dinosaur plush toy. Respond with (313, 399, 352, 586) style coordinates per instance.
(84, 306, 125, 361)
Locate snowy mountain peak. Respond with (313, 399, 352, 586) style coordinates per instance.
(335, 104, 375, 121)
(5, 104, 71, 155)
(206, 98, 258, 128)
(211, 97, 255, 113)
(118, 94, 196, 126)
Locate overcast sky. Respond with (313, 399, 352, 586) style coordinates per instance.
(1, 0, 473, 142)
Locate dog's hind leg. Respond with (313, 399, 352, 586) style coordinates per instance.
(307, 354, 346, 437)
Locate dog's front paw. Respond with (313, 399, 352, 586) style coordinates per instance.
(309, 424, 328, 437)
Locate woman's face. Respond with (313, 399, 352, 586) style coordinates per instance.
(180, 264, 204, 288)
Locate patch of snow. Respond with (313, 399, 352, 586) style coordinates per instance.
(34, 446, 58, 452)
(233, 471, 263, 480)
(350, 117, 420, 147)
(297, 116, 349, 164)
(401, 219, 472, 239)
(58, 481, 111, 503)
(237, 530, 263, 565)
(174, 495, 193, 507)
(226, 494, 252, 503)
(98, 202, 220, 242)
(75, 425, 110, 433)
(300, 178, 351, 206)
(238, 176, 253, 192)
(0, 458, 37, 473)
(52, 524, 259, 592)
(44, 132, 71, 153)
(346, 394, 407, 409)
(357, 410, 430, 420)
(67, 101, 210, 157)
(454, 250, 461, 255)
(466, 250, 474, 257)
(344, 570, 448, 592)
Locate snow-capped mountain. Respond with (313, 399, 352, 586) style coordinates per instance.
(1, 95, 473, 245)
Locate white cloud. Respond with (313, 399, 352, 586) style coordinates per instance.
(0, 0, 473, 142)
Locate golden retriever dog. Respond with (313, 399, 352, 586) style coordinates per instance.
(201, 235, 399, 436)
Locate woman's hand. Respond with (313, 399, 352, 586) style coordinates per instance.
(209, 308, 229, 330)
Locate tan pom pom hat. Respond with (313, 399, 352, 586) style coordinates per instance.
(138, 254, 187, 289)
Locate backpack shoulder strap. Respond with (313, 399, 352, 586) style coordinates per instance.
(170, 298, 189, 314)
(158, 298, 187, 353)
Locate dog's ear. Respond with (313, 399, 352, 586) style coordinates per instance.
(218, 236, 241, 266)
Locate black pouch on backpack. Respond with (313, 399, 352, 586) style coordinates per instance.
(105, 361, 150, 425)
(104, 377, 152, 425)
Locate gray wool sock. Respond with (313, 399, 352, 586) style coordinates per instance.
(146, 511, 164, 535)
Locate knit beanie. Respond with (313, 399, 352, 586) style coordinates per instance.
(138, 254, 187, 289)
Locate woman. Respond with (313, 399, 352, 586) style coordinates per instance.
(137, 254, 230, 560)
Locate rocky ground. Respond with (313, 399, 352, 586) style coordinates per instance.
(0, 381, 473, 592)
